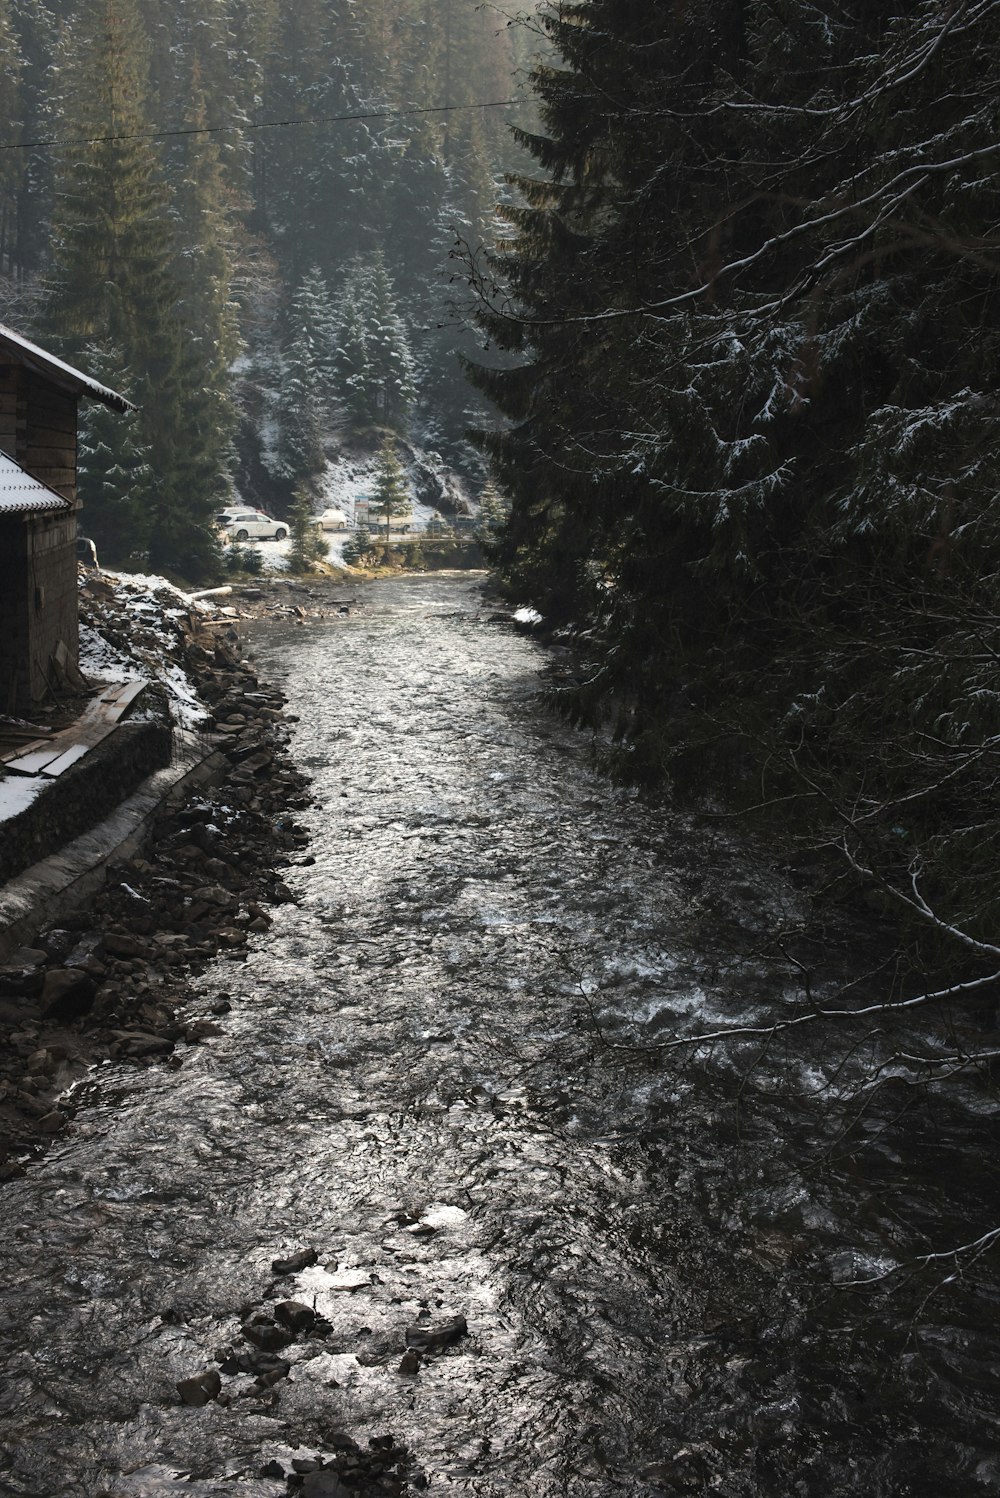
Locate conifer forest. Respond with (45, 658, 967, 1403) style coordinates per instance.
(0, 0, 531, 574)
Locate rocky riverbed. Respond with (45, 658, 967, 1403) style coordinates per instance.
(0, 571, 334, 1178)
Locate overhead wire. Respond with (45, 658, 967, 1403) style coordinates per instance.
(0, 97, 526, 154)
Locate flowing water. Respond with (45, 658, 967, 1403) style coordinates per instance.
(2, 573, 1000, 1497)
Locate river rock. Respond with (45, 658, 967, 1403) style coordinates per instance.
(5, 947, 46, 970)
(103, 933, 153, 960)
(189, 883, 240, 912)
(176, 1369, 222, 1406)
(65, 932, 107, 975)
(41, 969, 97, 1021)
(275, 1300, 316, 1334)
(109, 1030, 174, 1059)
(404, 1314, 468, 1353)
(272, 1247, 318, 1275)
(300, 1471, 348, 1497)
(241, 1313, 294, 1351)
(35, 1109, 67, 1134)
(37, 928, 75, 961)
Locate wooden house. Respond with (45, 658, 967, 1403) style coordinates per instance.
(0, 323, 133, 713)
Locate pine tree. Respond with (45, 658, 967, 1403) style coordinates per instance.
(343, 521, 375, 566)
(476, 476, 508, 536)
(275, 321, 325, 485)
(0, 0, 25, 278)
(288, 481, 328, 571)
(468, 0, 1000, 948)
(332, 253, 416, 433)
(333, 290, 377, 428)
(76, 337, 156, 564)
(43, 0, 223, 579)
(369, 435, 412, 542)
(365, 251, 417, 430)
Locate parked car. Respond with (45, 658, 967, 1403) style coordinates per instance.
(216, 508, 287, 542)
(311, 507, 350, 532)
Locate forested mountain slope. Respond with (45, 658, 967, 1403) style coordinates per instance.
(471, 0, 1000, 958)
(0, 0, 535, 574)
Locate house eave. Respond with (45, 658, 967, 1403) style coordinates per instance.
(0, 322, 136, 413)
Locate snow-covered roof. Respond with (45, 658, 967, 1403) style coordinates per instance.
(0, 322, 135, 412)
(0, 450, 73, 515)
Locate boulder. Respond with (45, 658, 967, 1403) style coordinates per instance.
(241, 1314, 294, 1352)
(404, 1315, 468, 1353)
(41, 969, 97, 1022)
(176, 1369, 222, 1407)
(275, 1300, 316, 1334)
(272, 1247, 319, 1276)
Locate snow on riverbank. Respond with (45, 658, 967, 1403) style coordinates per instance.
(79, 570, 218, 728)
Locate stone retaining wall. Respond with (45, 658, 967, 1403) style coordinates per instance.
(0, 720, 172, 887)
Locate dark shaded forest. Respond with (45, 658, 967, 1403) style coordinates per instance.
(473, 0, 1000, 986)
(0, 0, 534, 574)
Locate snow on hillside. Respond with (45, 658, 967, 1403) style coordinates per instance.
(239, 438, 476, 573)
(314, 439, 473, 528)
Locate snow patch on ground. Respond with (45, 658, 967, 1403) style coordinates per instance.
(80, 570, 211, 728)
(0, 776, 44, 823)
(78, 621, 133, 683)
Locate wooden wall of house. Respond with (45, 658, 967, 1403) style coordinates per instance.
(0, 353, 20, 460)
(25, 510, 79, 705)
(0, 510, 78, 712)
(0, 517, 30, 713)
(0, 354, 78, 503)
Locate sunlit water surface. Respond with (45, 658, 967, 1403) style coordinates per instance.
(2, 573, 999, 1498)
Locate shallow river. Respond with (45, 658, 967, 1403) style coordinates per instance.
(2, 573, 1000, 1497)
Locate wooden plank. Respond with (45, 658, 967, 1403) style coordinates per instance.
(39, 742, 91, 778)
(27, 466, 75, 488)
(0, 737, 51, 765)
(5, 744, 66, 775)
(99, 678, 148, 711)
(3, 677, 149, 778)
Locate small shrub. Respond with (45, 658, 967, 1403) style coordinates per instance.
(224, 543, 263, 574)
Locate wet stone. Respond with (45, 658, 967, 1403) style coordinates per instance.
(40, 969, 97, 1022)
(176, 1369, 222, 1407)
(275, 1300, 316, 1334)
(298, 1472, 347, 1498)
(404, 1314, 468, 1353)
(272, 1248, 319, 1275)
(242, 1313, 295, 1351)
(102, 933, 153, 960)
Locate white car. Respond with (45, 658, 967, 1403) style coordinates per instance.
(311, 507, 350, 531)
(216, 508, 288, 542)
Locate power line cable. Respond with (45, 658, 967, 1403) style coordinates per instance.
(0, 97, 525, 154)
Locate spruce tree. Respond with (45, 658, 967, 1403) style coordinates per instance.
(76, 337, 156, 563)
(365, 251, 417, 430)
(275, 320, 325, 485)
(332, 253, 416, 433)
(333, 291, 377, 429)
(469, 0, 1000, 941)
(44, 0, 222, 579)
(369, 436, 412, 543)
(0, 0, 24, 278)
(288, 481, 328, 571)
